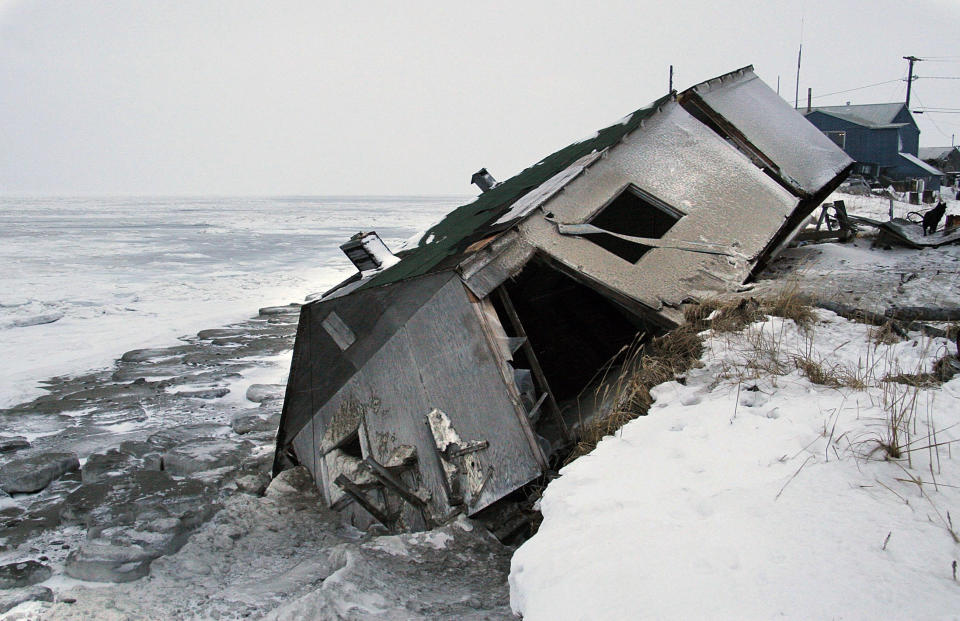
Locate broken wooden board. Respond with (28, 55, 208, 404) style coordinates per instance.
(876, 219, 960, 248)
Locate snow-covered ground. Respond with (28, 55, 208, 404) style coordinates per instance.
(753, 188, 960, 311)
(0, 196, 457, 408)
(511, 310, 960, 619)
(510, 188, 960, 620)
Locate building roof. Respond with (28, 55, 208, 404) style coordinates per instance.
(918, 146, 958, 162)
(354, 93, 672, 291)
(345, 65, 849, 295)
(804, 102, 909, 128)
(899, 152, 944, 176)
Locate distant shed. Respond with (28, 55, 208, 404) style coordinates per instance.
(274, 66, 854, 533)
(919, 146, 960, 184)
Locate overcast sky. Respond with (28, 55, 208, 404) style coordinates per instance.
(1, 0, 958, 195)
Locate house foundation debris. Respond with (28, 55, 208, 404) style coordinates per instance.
(273, 65, 854, 533)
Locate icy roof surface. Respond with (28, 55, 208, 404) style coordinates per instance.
(899, 152, 944, 176)
(694, 69, 853, 193)
(804, 102, 909, 128)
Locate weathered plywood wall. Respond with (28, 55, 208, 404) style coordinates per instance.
(289, 271, 543, 529)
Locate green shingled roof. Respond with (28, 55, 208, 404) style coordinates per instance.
(358, 93, 673, 290)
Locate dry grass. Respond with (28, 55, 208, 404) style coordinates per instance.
(568, 325, 704, 461)
(762, 284, 817, 328)
(885, 354, 960, 387)
(686, 283, 816, 335)
(869, 321, 906, 345)
(853, 379, 922, 461)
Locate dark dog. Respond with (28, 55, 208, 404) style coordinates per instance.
(923, 201, 947, 236)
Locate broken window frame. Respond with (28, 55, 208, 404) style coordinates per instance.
(581, 183, 686, 264)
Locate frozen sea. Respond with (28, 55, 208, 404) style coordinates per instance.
(0, 195, 460, 408)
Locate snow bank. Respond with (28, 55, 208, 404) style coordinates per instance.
(511, 312, 960, 619)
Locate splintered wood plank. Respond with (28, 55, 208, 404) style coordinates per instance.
(403, 277, 542, 514)
(354, 329, 443, 531)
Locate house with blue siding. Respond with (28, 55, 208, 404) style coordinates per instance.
(803, 103, 943, 187)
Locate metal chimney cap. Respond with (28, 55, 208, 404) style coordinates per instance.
(471, 168, 498, 193)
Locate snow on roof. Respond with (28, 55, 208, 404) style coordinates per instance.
(899, 152, 944, 176)
(805, 102, 909, 128)
(492, 150, 604, 225)
(918, 146, 957, 162)
(691, 69, 853, 194)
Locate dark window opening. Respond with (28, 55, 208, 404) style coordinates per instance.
(585, 185, 683, 263)
(824, 131, 846, 149)
(494, 257, 656, 408)
(338, 431, 363, 459)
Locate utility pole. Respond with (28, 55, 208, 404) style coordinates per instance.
(669, 65, 674, 93)
(903, 55, 921, 107)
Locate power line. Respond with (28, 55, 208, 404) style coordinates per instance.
(913, 93, 951, 140)
(918, 76, 960, 80)
(810, 78, 904, 100)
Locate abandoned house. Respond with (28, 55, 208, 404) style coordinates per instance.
(272, 66, 854, 533)
(803, 102, 942, 187)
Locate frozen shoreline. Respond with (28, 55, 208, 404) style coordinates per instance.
(0, 196, 459, 409)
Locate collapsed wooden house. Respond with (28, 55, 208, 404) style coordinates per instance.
(272, 66, 854, 532)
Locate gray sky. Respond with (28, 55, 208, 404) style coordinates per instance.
(1, 0, 958, 195)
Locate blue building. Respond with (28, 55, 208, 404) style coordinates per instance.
(803, 103, 942, 187)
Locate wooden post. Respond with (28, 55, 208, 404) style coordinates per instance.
(495, 287, 570, 443)
(363, 456, 433, 527)
(334, 474, 393, 529)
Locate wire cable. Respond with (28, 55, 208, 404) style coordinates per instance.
(810, 78, 904, 100)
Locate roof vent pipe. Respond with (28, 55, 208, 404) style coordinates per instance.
(471, 168, 499, 193)
(339, 231, 398, 273)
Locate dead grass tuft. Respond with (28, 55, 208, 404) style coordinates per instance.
(686, 285, 816, 336)
(568, 326, 704, 461)
(792, 355, 868, 390)
(685, 297, 763, 333)
(794, 356, 843, 388)
(761, 284, 817, 328)
(856, 380, 922, 460)
(885, 354, 960, 387)
(869, 321, 906, 345)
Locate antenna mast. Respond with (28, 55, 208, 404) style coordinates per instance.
(794, 16, 804, 109)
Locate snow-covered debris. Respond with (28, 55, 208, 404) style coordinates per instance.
(30, 470, 513, 620)
(510, 310, 960, 619)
